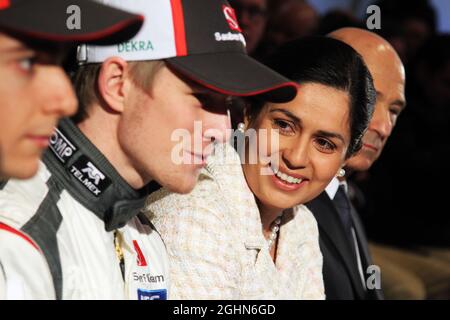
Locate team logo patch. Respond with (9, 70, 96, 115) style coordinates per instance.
(133, 240, 148, 267)
(222, 5, 242, 32)
(49, 128, 77, 164)
(137, 288, 167, 300)
(70, 155, 111, 196)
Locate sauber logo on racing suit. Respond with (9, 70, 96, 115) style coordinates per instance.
(133, 240, 148, 267)
(70, 155, 111, 196)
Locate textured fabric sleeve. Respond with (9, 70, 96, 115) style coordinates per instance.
(0, 228, 56, 299)
(298, 207, 325, 300)
(151, 202, 242, 300)
(291, 205, 325, 300)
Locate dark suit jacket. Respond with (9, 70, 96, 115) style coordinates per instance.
(306, 191, 384, 300)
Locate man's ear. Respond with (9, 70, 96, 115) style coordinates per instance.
(97, 57, 129, 113)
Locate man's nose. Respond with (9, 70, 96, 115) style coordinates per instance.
(369, 104, 393, 140)
(42, 66, 77, 117)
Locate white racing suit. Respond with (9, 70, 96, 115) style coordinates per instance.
(0, 119, 169, 299)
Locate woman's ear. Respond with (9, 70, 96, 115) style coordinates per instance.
(97, 57, 129, 113)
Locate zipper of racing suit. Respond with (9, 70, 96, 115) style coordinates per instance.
(114, 231, 125, 280)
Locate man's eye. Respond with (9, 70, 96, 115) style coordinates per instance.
(18, 57, 35, 72)
(389, 108, 401, 116)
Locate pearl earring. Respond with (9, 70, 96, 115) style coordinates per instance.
(237, 122, 245, 133)
(337, 168, 346, 178)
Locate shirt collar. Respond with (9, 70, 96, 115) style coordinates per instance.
(325, 177, 348, 200)
(43, 118, 158, 231)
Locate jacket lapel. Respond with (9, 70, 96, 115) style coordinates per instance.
(349, 205, 384, 300)
(307, 191, 366, 299)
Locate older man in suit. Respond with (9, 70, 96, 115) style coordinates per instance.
(306, 27, 406, 300)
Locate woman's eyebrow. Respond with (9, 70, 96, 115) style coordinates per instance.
(269, 108, 345, 143)
(269, 108, 302, 125)
(315, 130, 345, 143)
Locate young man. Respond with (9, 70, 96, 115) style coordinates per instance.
(0, 0, 143, 180)
(0, 0, 297, 299)
(307, 27, 406, 300)
(0, 0, 143, 300)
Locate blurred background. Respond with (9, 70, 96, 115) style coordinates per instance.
(228, 0, 450, 299)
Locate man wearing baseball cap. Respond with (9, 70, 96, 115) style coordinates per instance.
(0, 0, 297, 299)
(0, 0, 143, 180)
(0, 0, 144, 299)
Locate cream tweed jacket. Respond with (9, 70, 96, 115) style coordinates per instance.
(145, 143, 324, 299)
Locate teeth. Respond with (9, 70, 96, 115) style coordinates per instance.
(271, 166, 303, 184)
(271, 164, 279, 174)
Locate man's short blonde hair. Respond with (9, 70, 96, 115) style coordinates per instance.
(72, 60, 165, 123)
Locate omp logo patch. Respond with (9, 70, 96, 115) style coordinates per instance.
(49, 128, 77, 164)
(137, 288, 167, 300)
(70, 155, 111, 196)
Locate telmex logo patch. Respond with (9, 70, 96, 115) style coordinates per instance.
(70, 155, 111, 197)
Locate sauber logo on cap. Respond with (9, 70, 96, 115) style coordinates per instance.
(0, 0, 10, 10)
(222, 5, 242, 32)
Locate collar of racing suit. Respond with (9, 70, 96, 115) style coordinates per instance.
(42, 118, 161, 231)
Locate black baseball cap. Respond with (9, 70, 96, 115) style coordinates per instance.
(78, 0, 298, 103)
(168, 0, 297, 102)
(0, 0, 144, 45)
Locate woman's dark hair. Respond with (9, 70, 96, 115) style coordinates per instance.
(248, 36, 376, 158)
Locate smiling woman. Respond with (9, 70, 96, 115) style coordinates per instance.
(243, 84, 351, 215)
(145, 36, 375, 300)
(242, 37, 376, 240)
